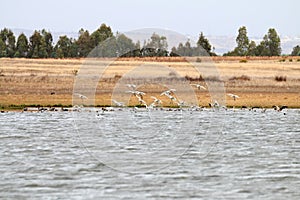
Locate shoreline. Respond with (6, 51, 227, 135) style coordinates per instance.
(1, 57, 300, 109)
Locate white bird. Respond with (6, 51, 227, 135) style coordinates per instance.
(190, 84, 206, 90)
(176, 100, 186, 107)
(135, 94, 147, 106)
(126, 84, 137, 90)
(164, 93, 177, 102)
(273, 105, 288, 111)
(160, 89, 176, 96)
(126, 90, 146, 97)
(74, 93, 88, 99)
(227, 93, 240, 101)
(209, 100, 220, 108)
(112, 99, 125, 107)
(151, 96, 162, 105)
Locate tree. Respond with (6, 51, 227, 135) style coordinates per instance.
(28, 30, 42, 58)
(142, 33, 168, 57)
(15, 33, 29, 57)
(247, 40, 257, 56)
(0, 39, 6, 57)
(197, 32, 212, 55)
(0, 28, 16, 57)
(41, 29, 54, 57)
(115, 33, 136, 56)
(90, 23, 113, 48)
(55, 35, 73, 58)
(255, 37, 269, 56)
(76, 28, 93, 57)
(28, 30, 50, 58)
(234, 26, 249, 56)
(145, 33, 168, 50)
(257, 28, 281, 56)
(291, 45, 300, 56)
(267, 28, 281, 56)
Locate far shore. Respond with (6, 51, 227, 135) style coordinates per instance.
(1, 57, 300, 110)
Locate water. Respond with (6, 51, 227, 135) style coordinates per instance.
(0, 108, 300, 199)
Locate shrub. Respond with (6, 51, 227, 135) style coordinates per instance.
(185, 75, 204, 82)
(289, 59, 293, 62)
(279, 59, 286, 62)
(72, 69, 78, 76)
(297, 59, 300, 62)
(239, 59, 248, 63)
(169, 71, 177, 77)
(229, 75, 251, 81)
(196, 57, 202, 62)
(275, 76, 287, 82)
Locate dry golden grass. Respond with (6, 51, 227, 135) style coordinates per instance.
(0, 57, 300, 109)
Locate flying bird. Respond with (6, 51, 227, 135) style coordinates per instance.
(227, 93, 240, 101)
(209, 100, 220, 108)
(126, 84, 137, 90)
(151, 96, 162, 105)
(135, 94, 147, 106)
(160, 89, 176, 96)
(273, 105, 288, 112)
(74, 93, 88, 99)
(112, 99, 125, 107)
(190, 84, 206, 90)
(126, 90, 146, 96)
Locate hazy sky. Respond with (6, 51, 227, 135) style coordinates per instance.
(1, 0, 299, 36)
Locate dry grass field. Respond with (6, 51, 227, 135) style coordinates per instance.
(0, 56, 300, 109)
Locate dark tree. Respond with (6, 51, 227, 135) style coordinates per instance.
(41, 29, 54, 57)
(55, 35, 73, 58)
(291, 45, 300, 56)
(76, 29, 93, 57)
(115, 33, 137, 56)
(90, 23, 113, 48)
(28, 30, 43, 58)
(234, 26, 249, 56)
(15, 33, 29, 57)
(247, 40, 257, 56)
(257, 28, 281, 56)
(0, 28, 16, 57)
(197, 32, 213, 55)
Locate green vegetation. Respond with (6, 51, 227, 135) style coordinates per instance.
(224, 26, 282, 56)
(291, 45, 300, 56)
(0, 24, 298, 58)
(170, 32, 216, 56)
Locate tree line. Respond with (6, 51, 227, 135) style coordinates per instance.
(0, 24, 299, 58)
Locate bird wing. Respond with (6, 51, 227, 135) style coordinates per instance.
(200, 86, 207, 90)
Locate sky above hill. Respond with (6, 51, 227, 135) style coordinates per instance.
(1, 0, 299, 37)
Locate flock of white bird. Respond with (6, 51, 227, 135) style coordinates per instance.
(112, 83, 209, 110)
(18, 83, 287, 113)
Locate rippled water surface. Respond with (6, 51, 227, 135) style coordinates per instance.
(1, 108, 300, 199)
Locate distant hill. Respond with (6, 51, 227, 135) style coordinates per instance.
(12, 28, 300, 55)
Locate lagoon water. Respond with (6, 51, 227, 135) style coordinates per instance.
(1, 108, 300, 199)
